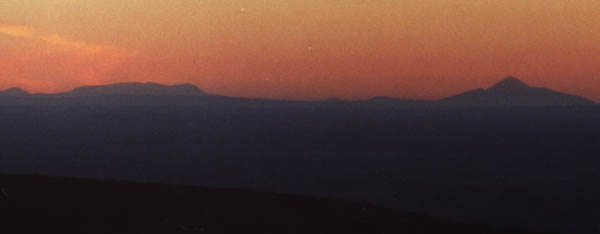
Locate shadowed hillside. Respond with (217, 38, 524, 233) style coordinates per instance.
(0, 174, 545, 234)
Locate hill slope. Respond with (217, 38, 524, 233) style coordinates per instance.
(0, 174, 544, 234)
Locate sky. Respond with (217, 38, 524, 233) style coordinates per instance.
(1, 0, 600, 101)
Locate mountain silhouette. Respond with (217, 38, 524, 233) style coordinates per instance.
(0, 88, 29, 97)
(487, 76, 530, 91)
(441, 76, 595, 106)
(60, 82, 206, 97)
(0, 78, 597, 106)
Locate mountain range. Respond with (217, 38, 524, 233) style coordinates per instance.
(0, 77, 596, 106)
(0, 82, 205, 97)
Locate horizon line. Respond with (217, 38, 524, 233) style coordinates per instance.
(1, 77, 598, 103)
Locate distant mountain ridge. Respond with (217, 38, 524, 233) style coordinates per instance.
(0, 87, 29, 97)
(1, 82, 206, 97)
(0, 77, 597, 106)
(61, 82, 206, 97)
(441, 76, 595, 106)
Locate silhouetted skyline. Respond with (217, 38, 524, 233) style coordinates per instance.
(1, 77, 596, 106)
(2, 1, 600, 101)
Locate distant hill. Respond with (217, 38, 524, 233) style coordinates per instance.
(0, 174, 544, 234)
(59, 82, 206, 97)
(0, 87, 29, 97)
(441, 77, 596, 106)
(363, 96, 431, 106)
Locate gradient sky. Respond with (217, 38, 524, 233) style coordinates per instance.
(1, 0, 600, 100)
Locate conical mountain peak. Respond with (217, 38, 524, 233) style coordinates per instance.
(488, 76, 529, 91)
(443, 76, 595, 106)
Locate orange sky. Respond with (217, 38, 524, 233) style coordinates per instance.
(1, 0, 600, 100)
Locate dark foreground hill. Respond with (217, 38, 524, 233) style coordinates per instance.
(0, 174, 543, 234)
